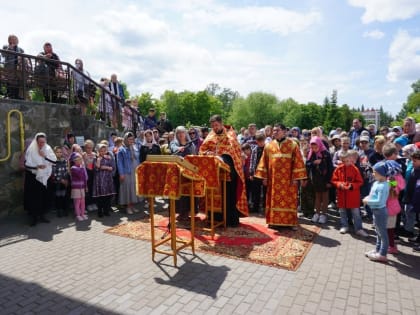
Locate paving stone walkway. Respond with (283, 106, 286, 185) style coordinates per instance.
(0, 206, 419, 315)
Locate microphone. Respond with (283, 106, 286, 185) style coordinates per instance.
(171, 140, 195, 155)
(184, 140, 195, 147)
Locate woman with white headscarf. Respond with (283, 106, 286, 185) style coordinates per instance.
(403, 117, 420, 144)
(24, 132, 57, 226)
(139, 129, 161, 163)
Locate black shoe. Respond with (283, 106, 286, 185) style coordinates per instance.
(104, 211, 110, 216)
(39, 217, 50, 223)
(408, 235, 420, 243)
(98, 212, 104, 218)
(396, 229, 415, 238)
(228, 223, 240, 228)
(29, 219, 37, 227)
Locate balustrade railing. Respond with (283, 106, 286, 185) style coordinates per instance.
(0, 48, 135, 130)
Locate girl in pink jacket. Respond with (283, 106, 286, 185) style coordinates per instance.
(385, 160, 405, 254)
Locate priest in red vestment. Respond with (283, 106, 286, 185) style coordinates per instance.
(199, 115, 249, 227)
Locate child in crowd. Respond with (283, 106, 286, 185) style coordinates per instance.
(384, 160, 405, 254)
(363, 161, 390, 262)
(112, 137, 123, 205)
(332, 136, 350, 168)
(249, 133, 267, 213)
(403, 150, 420, 251)
(70, 143, 83, 166)
(83, 139, 97, 212)
(307, 136, 333, 224)
(51, 146, 69, 217)
(300, 136, 315, 218)
(331, 151, 368, 236)
(70, 153, 88, 221)
(382, 143, 407, 244)
(112, 137, 124, 155)
(241, 143, 252, 207)
(159, 137, 171, 155)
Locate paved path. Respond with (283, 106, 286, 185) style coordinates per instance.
(1, 207, 419, 315)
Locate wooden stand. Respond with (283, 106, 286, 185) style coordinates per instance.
(148, 183, 196, 267)
(136, 161, 205, 266)
(185, 155, 230, 238)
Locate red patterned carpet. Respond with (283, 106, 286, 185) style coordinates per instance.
(104, 213, 320, 271)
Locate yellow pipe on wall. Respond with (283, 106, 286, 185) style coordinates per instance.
(0, 109, 25, 163)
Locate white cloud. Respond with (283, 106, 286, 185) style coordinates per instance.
(387, 30, 420, 82)
(349, 0, 420, 23)
(385, 89, 395, 96)
(183, 5, 322, 36)
(0, 0, 406, 116)
(363, 30, 385, 39)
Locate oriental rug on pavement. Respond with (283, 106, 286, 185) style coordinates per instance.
(104, 213, 320, 271)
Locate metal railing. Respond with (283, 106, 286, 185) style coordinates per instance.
(0, 48, 136, 130)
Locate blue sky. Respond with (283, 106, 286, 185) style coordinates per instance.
(2, 0, 420, 116)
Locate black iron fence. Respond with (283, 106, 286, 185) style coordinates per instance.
(0, 48, 137, 130)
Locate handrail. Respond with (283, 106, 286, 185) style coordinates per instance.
(0, 49, 127, 129)
(0, 109, 25, 163)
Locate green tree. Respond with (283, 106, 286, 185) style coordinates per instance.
(330, 89, 337, 106)
(278, 98, 301, 126)
(228, 92, 278, 129)
(396, 79, 420, 120)
(159, 90, 222, 127)
(322, 92, 340, 132)
(411, 79, 420, 93)
(277, 98, 299, 122)
(205, 83, 239, 117)
(299, 102, 324, 129)
(378, 106, 394, 127)
(336, 104, 354, 130)
(137, 92, 157, 116)
(120, 82, 130, 101)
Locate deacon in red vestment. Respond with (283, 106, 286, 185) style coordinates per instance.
(255, 123, 307, 228)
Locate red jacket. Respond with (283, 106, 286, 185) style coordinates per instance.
(331, 163, 363, 209)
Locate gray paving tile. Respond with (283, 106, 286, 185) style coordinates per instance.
(0, 211, 419, 315)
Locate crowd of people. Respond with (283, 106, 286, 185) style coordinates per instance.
(243, 120, 420, 262)
(23, 113, 420, 263)
(8, 35, 420, 262)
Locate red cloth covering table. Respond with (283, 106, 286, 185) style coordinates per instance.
(184, 155, 230, 238)
(136, 161, 205, 266)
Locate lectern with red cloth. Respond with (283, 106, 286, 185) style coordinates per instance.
(184, 155, 230, 237)
(136, 161, 205, 266)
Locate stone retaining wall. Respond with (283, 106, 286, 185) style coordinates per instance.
(0, 99, 116, 217)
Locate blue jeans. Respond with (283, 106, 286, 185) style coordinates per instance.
(404, 204, 417, 232)
(339, 208, 363, 231)
(372, 207, 388, 256)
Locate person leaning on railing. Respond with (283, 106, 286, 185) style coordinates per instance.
(72, 58, 91, 115)
(37, 42, 61, 103)
(2, 34, 24, 99)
